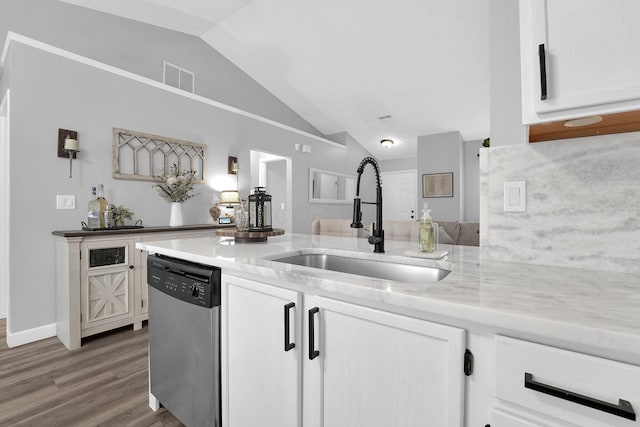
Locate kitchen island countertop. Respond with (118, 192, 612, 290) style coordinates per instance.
(137, 233, 640, 361)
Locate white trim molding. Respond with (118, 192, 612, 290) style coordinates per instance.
(6, 322, 57, 348)
(1, 31, 344, 149)
(0, 90, 9, 322)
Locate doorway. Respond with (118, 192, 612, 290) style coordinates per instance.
(249, 150, 292, 233)
(381, 170, 417, 221)
(1, 91, 10, 322)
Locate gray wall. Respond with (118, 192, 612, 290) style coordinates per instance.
(416, 131, 464, 221)
(489, 0, 527, 146)
(0, 0, 321, 137)
(3, 40, 372, 334)
(463, 139, 482, 222)
(266, 159, 288, 230)
(379, 157, 417, 172)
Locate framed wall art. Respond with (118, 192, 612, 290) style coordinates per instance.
(422, 172, 453, 198)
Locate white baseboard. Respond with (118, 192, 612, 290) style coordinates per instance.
(6, 322, 56, 348)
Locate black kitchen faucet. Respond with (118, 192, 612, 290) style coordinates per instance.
(351, 156, 384, 253)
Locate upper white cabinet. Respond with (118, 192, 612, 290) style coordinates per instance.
(520, 0, 640, 124)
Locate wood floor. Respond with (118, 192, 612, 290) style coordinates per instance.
(0, 318, 183, 427)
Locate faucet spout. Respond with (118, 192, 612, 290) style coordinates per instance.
(350, 157, 384, 253)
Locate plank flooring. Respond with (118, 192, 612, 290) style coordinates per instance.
(0, 318, 184, 427)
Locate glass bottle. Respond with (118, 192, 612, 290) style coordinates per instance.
(97, 183, 108, 228)
(234, 199, 248, 231)
(419, 205, 435, 253)
(87, 187, 100, 229)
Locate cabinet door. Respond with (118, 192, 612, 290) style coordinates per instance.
(303, 296, 466, 427)
(80, 239, 135, 331)
(222, 274, 301, 427)
(520, 0, 640, 122)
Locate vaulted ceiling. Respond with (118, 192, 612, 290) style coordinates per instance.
(60, 0, 490, 160)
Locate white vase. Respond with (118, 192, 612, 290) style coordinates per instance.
(169, 202, 183, 226)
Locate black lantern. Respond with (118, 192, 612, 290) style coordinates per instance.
(248, 187, 272, 232)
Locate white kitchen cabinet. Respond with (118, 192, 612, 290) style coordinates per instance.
(519, 0, 640, 124)
(492, 335, 640, 427)
(223, 274, 301, 427)
(221, 274, 466, 427)
(303, 295, 465, 427)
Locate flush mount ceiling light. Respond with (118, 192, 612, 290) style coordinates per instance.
(380, 139, 394, 148)
(563, 115, 603, 127)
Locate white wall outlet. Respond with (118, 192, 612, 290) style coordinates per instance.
(503, 182, 526, 212)
(295, 143, 300, 151)
(57, 194, 76, 210)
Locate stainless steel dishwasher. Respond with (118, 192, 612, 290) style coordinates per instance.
(147, 254, 221, 427)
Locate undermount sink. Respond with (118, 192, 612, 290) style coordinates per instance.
(268, 250, 451, 283)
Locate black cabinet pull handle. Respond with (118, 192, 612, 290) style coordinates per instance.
(538, 43, 548, 100)
(524, 372, 636, 421)
(308, 307, 320, 360)
(284, 302, 295, 352)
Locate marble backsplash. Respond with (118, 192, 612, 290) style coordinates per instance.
(480, 132, 640, 274)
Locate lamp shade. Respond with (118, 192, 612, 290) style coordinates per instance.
(220, 190, 241, 206)
(64, 137, 79, 151)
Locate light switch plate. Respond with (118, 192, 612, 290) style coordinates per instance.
(57, 194, 76, 210)
(503, 181, 526, 212)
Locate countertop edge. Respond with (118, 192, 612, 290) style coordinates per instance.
(52, 223, 234, 237)
(136, 235, 640, 362)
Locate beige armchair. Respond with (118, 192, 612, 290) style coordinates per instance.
(382, 220, 480, 246)
(311, 218, 371, 238)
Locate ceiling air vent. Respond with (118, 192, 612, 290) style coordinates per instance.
(163, 61, 195, 93)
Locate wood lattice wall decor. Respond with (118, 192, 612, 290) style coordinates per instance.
(112, 128, 206, 182)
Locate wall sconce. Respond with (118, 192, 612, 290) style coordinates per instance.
(57, 128, 79, 178)
(228, 156, 239, 174)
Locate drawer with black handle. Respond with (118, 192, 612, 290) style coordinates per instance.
(495, 335, 638, 426)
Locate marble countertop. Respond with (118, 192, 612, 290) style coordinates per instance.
(136, 233, 640, 358)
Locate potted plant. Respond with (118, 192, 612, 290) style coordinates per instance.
(110, 204, 134, 228)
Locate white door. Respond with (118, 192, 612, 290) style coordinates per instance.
(303, 295, 466, 427)
(382, 170, 417, 221)
(223, 275, 301, 427)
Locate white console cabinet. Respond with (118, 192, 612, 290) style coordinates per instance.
(519, 0, 640, 124)
(222, 274, 466, 427)
(54, 226, 220, 350)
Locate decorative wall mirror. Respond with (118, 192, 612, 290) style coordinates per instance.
(309, 168, 356, 204)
